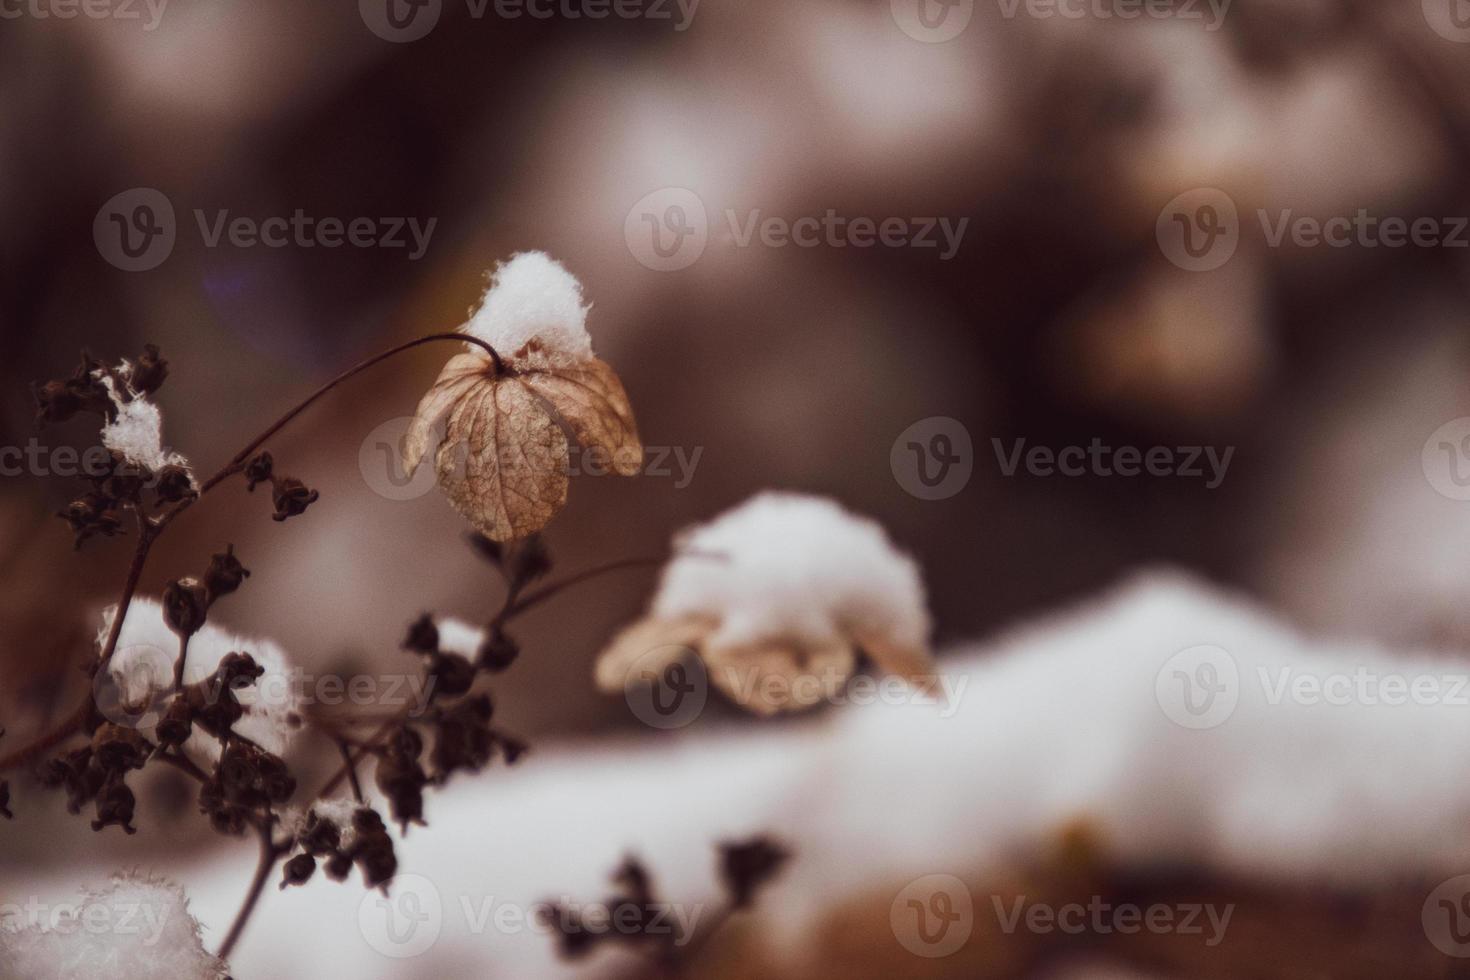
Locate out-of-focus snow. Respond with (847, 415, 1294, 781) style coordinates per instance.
(16, 569, 1470, 978)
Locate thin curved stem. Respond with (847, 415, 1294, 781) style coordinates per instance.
(170, 332, 502, 511)
(216, 825, 283, 963)
(337, 739, 366, 804)
(499, 550, 726, 623)
(498, 556, 668, 622)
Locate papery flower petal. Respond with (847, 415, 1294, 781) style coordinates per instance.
(594, 614, 716, 693)
(403, 352, 494, 477)
(519, 357, 642, 476)
(435, 378, 569, 541)
(704, 638, 856, 716)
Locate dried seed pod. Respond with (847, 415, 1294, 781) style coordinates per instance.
(403, 614, 439, 655)
(356, 837, 398, 890)
(718, 836, 790, 909)
(477, 628, 520, 673)
(375, 755, 428, 832)
(495, 732, 528, 766)
(270, 477, 319, 522)
(204, 544, 250, 601)
(58, 493, 123, 548)
(154, 464, 196, 504)
(243, 452, 275, 492)
(302, 812, 343, 855)
(280, 853, 317, 889)
(131, 343, 169, 395)
(163, 577, 210, 637)
(324, 851, 354, 882)
(388, 726, 424, 762)
(90, 723, 148, 773)
(156, 698, 194, 747)
(31, 380, 82, 424)
(428, 653, 476, 698)
(91, 777, 137, 835)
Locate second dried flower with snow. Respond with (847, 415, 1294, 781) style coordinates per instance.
(404, 252, 641, 541)
(596, 492, 936, 715)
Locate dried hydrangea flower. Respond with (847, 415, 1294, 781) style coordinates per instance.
(595, 492, 937, 715)
(403, 251, 641, 541)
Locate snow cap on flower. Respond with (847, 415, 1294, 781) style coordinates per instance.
(436, 617, 487, 660)
(462, 251, 593, 369)
(277, 798, 363, 851)
(0, 872, 227, 980)
(97, 374, 191, 475)
(596, 492, 936, 715)
(103, 598, 301, 756)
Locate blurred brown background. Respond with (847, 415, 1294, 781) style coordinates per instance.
(3, 0, 1470, 874)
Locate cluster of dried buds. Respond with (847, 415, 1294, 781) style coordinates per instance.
(32, 346, 165, 425)
(41, 722, 149, 834)
(199, 736, 296, 837)
(368, 612, 529, 832)
(541, 837, 791, 962)
(242, 451, 319, 523)
(35, 346, 196, 547)
(163, 544, 250, 648)
(278, 806, 399, 893)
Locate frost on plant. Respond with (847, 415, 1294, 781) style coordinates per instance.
(596, 491, 937, 714)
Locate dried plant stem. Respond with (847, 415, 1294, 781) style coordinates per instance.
(172, 634, 191, 691)
(216, 824, 285, 963)
(0, 332, 501, 777)
(498, 556, 669, 623)
(317, 719, 399, 799)
(190, 332, 503, 498)
(337, 739, 367, 803)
